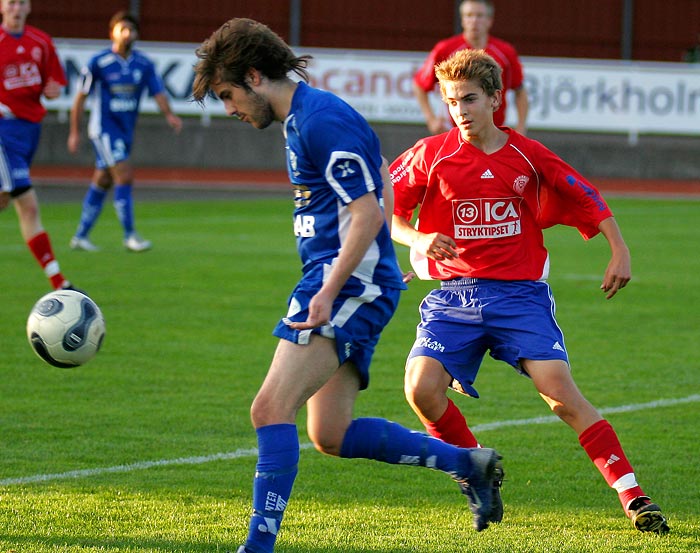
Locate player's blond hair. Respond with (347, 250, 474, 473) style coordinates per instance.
(435, 48, 502, 99)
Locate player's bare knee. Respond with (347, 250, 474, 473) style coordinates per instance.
(95, 172, 113, 189)
(405, 374, 442, 413)
(312, 442, 340, 457)
(309, 435, 342, 457)
(250, 394, 278, 428)
(547, 399, 576, 423)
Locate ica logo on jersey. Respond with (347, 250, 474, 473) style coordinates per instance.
(452, 197, 523, 239)
(3, 61, 41, 90)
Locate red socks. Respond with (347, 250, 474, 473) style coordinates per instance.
(424, 406, 647, 512)
(27, 231, 65, 289)
(579, 419, 645, 511)
(423, 398, 479, 448)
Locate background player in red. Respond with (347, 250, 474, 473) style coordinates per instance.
(390, 48, 668, 534)
(0, 0, 75, 290)
(413, 0, 528, 135)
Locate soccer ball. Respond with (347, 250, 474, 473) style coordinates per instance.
(26, 289, 106, 368)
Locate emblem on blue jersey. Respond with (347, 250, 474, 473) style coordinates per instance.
(335, 160, 356, 179)
(288, 148, 300, 177)
(293, 185, 311, 208)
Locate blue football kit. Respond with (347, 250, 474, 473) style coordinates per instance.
(243, 81, 503, 553)
(79, 48, 164, 168)
(71, 47, 166, 245)
(272, 82, 406, 387)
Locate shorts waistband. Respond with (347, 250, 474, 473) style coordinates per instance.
(440, 277, 483, 289)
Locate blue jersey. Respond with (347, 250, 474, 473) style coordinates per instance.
(284, 82, 405, 290)
(79, 48, 164, 140)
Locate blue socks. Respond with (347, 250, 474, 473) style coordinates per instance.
(113, 184, 135, 237)
(76, 183, 136, 239)
(244, 424, 299, 553)
(75, 183, 106, 238)
(340, 417, 464, 475)
(244, 419, 470, 552)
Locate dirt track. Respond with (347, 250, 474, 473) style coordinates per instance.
(32, 165, 700, 202)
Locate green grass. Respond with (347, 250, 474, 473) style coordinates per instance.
(1, 193, 698, 552)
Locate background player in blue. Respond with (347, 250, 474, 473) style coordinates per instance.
(67, 10, 182, 252)
(192, 18, 504, 553)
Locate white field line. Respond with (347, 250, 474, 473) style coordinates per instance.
(2, 394, 698, 487)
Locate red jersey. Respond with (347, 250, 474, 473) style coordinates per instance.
(0, 24, 66, 123)
(414, 34, 524, 127)
(390, 128, 613, 281)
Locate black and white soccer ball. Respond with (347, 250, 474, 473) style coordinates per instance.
(26, 289, 106, 368)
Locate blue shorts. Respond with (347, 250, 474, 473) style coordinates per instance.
(0, 118, 41, 194)
(273, 265, 402, 390)
(90, 130, 132, 169)
(408, 278, 569, 398)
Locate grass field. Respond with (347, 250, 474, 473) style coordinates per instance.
(1, 191, 698, 552)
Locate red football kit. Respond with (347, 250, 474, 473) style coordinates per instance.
(0, 24, 66, 123)
(414, 34, 524, 127)
(390, 128, 613, 281)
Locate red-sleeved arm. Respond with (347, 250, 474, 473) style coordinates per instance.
(505, 44, 524, 90)
(44, 39, 67, 86)
(533, 141, 613, 239)
(389, 140, 432, 221)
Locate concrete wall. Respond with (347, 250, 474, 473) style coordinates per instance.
(36, 113, 699, 180)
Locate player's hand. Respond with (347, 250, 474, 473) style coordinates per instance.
(600, 251, 631, 299)
(42, 79, 62, 100)
(287, 292, 333, 330)
(167, 113, 183, 134)
(67, 131, 81, 154)
(402, 270, 416, 283)
(427, 116, 450, 135)
(416, 232, 457, 261)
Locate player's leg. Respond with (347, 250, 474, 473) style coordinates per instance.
(72, 129, 119, 251)
(402, 355, 503, 523)
(305, 355, 360, 456)
(71, 168, 111, 251)
(112, 159, 151, 251)
(13, 189, 69, 290)
(400, 284, 504, 523)
(495, 279, 668, 533)
(242, 335, 344, 553)
(306, 354, 485, 473)
(1, 119, 68, 288)
(405, 355, 479, 448)
(305, 348, 501, 533)
(525, 359, 669, 533)
(403, 285, 490, 449)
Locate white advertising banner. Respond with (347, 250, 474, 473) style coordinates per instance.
(51, 40, 700, 136)
(519, 57, 700, 134)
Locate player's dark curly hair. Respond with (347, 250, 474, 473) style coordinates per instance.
(192, 18, 312, 104)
